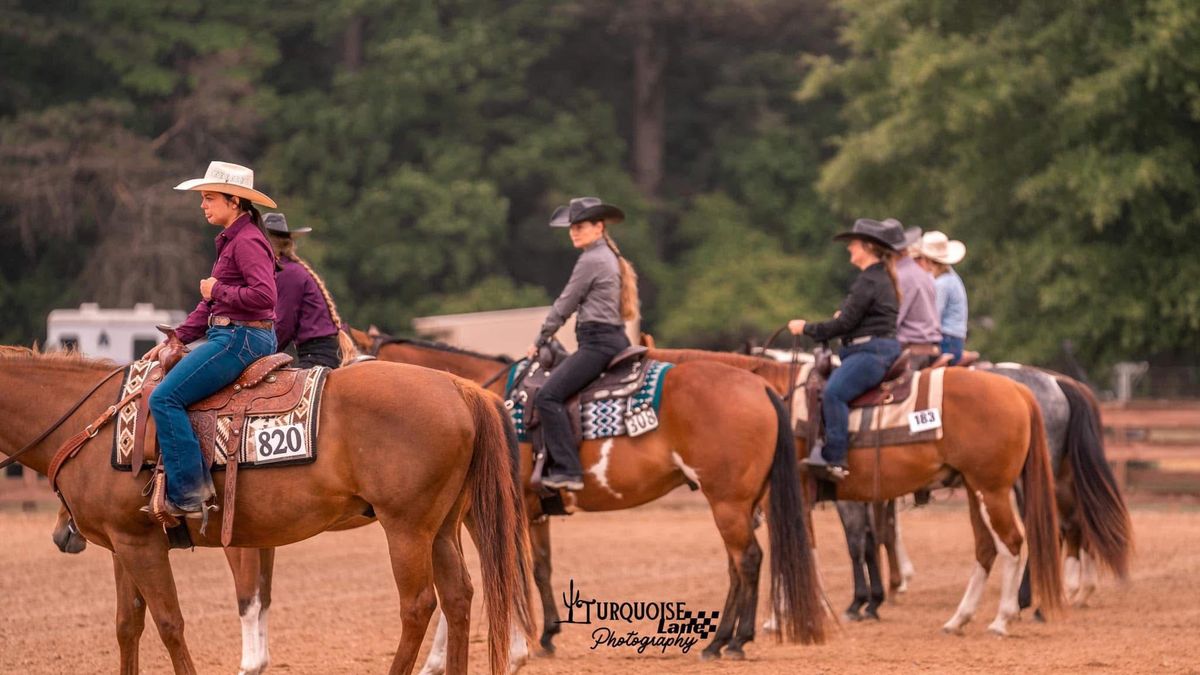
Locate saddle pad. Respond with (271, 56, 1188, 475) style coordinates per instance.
(792, 367, 946, 449)
(506, 360, 674, 442)
(110, 361, 329, 471)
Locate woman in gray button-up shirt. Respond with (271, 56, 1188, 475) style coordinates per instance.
(531, 197, 639, 491)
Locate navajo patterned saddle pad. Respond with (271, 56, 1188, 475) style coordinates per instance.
(506, 359, 674, 442)
(110, 359, 329, 471)
(792, 365, 947, 448)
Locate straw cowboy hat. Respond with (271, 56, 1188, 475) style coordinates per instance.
(549, 197, 625, 227)
(833, 218, 907, 252)
(263, 213, 311, 237)
(174, 161, 277, 208)
(918, 230, 966, 265)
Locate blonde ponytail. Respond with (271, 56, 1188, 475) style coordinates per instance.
(280, 239, 359, 366)
(602, 231, 640, 323)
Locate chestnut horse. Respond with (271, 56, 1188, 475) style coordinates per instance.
(643, 346, 1065, 635)
(0, 347, 531, 675)
(363, 333, 827, 661)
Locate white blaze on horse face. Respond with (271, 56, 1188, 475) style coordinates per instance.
(588, 439, 624, 499)
(671, 451, 701, 488)
(238, 592, 269, 675)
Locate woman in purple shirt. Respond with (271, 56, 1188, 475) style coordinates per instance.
(263, 213, 353, 368)
(144, 162, 279, 518)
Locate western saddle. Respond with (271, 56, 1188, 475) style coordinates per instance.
(141, 326, 310, 545)
(803, 347, 917, 455)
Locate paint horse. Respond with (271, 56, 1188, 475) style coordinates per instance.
(642, 346, 1065, 635)
(3, 347, 532, 675)
(364, 333, 828, 661)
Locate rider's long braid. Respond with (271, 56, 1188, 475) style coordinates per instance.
(279, 239, 359, 366)
(602, 230, 640, 322)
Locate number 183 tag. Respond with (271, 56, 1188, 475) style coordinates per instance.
(908, 408, 942, 433)
(254, 423, 308, 463)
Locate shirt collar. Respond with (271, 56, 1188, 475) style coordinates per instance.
(217, 213, 254, 242)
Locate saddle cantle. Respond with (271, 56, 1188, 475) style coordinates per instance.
(849, 350, 914, 408)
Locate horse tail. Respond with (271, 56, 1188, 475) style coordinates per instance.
(765, 387, 826, 644)
(1021, 386, 1065, 614)
(455, 380, 535, 674)
(1056, 376, 1133, 579)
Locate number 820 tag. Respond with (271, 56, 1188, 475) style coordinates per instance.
(254, 423, 308, 463)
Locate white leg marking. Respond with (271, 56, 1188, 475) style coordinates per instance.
(418, 610, 449, 675)
(979, 491, 1026, 636)
(508, 616, 530, 674)
(943, 563, 989, 633)
(1074, 548, 1098, 607)
(238, 592, 268, 675)
(1063, 556, 1081, 598)
(258, 604, 270, 673)
(587, 439, 623, 499)
(671, 451, 701, 488)
(895, 513, 915, 592)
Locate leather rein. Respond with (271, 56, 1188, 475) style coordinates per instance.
(0, 365, 134, 491)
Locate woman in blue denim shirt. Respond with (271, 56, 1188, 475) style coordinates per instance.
(143, 162, 280, 518)
(788, 219, 905, 480)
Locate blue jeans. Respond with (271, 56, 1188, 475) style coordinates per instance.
(940, 335, 965, 365)
(149, 326, 276, 507)
(822, 338, 902, 465)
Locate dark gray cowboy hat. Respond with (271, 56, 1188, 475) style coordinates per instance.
(263, 212, 312, 237)
(883, 218, 923, 249)
(549, 197, 625, 228)
(833, 218, 906, 252)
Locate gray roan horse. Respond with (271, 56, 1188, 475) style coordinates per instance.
(837, 363, 1132, 619)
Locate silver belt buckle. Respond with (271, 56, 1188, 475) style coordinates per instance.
(850, 335, 872, 345)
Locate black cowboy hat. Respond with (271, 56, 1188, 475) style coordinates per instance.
(833, 218, 906, 252)
(883, 218, 923, 250)
(263, 212, 312, 237)
(549, 197, 625, 228)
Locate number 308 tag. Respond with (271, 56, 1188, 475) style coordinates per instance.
(254, 423, 308, 463)
(908, 408, 942, 433)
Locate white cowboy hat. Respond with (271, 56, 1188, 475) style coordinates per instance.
(174, 161, 277, 208)
(918, 230, 966, 265)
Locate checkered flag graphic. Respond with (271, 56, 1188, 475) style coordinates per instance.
(680, 609, 720, 639)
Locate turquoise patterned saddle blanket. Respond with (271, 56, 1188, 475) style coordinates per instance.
(506, 358, 673, 442)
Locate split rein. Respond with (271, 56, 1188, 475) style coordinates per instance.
(0, 365, 137, 491)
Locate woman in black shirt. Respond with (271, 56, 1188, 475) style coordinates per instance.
(788, 218, 905, 480)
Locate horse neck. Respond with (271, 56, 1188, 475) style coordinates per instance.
(0, 361, 120, 475)
(378, 343, 507, 382)
(646, 347, 792, 393)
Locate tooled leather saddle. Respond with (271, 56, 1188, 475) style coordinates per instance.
(141, 326, 311, 545)
(508, 342, 653, 490)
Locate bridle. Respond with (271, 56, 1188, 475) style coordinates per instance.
(0, 365, 126, 474)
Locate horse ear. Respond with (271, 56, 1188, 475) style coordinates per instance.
(368, 325, 381, 337)
(639, 332, 656, 348)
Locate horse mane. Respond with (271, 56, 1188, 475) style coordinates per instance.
(647, 347, 787, 373)
(381, 337, 513, 365)
(0, 345, 118, 371)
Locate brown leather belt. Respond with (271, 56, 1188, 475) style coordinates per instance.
(209, 315, 273, 329)
(902, 342, 941, 356)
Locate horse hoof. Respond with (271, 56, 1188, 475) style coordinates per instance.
(941, 624, 964, 636)
(843, 611, 863, 623)
(865, 610, 881, 621)
(725, 647, 746, 661)
(1033, 609, 1046, 623)
(700, 648, 722, 661)
(987, 626, 1009, 637)
(538, 636, 556, 657)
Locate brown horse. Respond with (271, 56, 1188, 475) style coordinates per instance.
(360, 332, 827, 660)
(643, 346, 1065, 635)
(1, 346, 531, 675)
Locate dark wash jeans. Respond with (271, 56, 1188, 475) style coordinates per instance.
(821, 337, 902, 465)
(149, 326, 277, 507)
(940, 335, 965, 365)
(534, 322, 630, 476)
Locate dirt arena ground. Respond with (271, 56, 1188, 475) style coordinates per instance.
(2, 491, 1198, 674)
